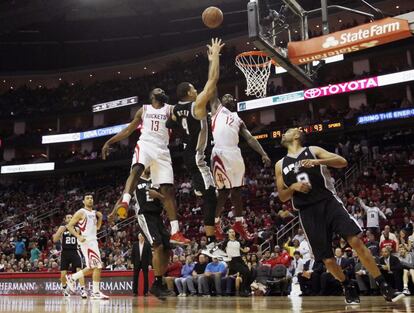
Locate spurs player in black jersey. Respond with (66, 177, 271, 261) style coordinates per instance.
(110, 170, 172, 299)
(52, 214, 87, 298)
(275, 128, 404, 304)
(169, 38, 225, 257)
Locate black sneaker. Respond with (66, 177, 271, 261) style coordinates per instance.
(379, 282, 405, 302)
(150, 282, 170, 300)
(344, 281, 360, 305)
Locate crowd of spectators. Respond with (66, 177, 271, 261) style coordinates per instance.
(1, 134, 414, 297)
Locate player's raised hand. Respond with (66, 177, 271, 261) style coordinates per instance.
(291, 182, 312, 194)
(301, 159, 320, 168)
(207, 38, 225, 60)
(262, 154, 271, 167)
(101, 142, 111, 160)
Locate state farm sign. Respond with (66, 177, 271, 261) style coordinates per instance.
(288, 17, 412, 65)
(304, 77, 378, 99)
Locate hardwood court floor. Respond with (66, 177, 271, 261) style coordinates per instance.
(0, 295, 412, 313)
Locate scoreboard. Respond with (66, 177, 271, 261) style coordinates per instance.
(254, 121, 343, 140)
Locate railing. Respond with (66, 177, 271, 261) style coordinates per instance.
(98, 216, 136, 240)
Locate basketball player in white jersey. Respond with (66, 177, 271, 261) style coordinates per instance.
(65, 194, 108, 299)
(210, 93, 271, 240)
(102, 88, 189, 245)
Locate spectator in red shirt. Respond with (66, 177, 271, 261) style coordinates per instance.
(262, 246, 292, 268)
(380, 233, 397, 253)
(164, 255, 182, 292)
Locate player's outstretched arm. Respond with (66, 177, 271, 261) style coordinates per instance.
(193, 38, 224, 120)
(275, 160, 311, 202)
(240, 122, 271, 167)
(96, 211, 103, 230)
(52, 226, 66, 243)
(67, 210, 86, 243)
(209, 89, 221, 116)
(101, 107, 143, 159)
(302, 146, 348, 169)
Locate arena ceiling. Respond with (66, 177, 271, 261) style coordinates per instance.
(0, 0, 401, 72)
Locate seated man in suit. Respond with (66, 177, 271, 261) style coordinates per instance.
(379, 247, 403, 291)
(297, 256, 325, 296)
(355, 255, 379, 295)
(320, 248, 351, 295)
(131, 233, 152, 296)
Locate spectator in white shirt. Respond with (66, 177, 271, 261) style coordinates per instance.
(292, 228, 305, 243)
(298, 239, 311, 261)
(358, 198, 386, 234)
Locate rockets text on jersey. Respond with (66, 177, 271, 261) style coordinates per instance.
(139, 104, 173, 147)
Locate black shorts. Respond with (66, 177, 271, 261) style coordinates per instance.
(137, 212, 170, 249)
(298, 196, 362, 261)
(183, 150, 215, 195)
(60, 250, 82, 271)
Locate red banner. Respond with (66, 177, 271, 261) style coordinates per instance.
(288, 17, 412, 65)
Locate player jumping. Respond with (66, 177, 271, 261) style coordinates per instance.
(52, 214, 87, 298)
(65, 194, 109, 300)
(274, 128, 404, 304)
(110, 169, 174, 299)
(210, 93, 271, 240)
(102, 88, 189, 245)
(169, 38, 226, 257)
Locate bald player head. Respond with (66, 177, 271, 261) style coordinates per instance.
(221, 94, 236, 112)
(280, 128, 305, 148)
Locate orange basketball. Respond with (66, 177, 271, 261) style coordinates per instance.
(202, 6, 223, 29)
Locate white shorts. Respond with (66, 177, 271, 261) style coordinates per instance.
(79, 240, 102, 269)
(211, 147, 245, 189)
(131, 140, 174, 185)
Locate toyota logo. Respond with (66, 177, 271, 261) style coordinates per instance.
(304, 88, 321, 99)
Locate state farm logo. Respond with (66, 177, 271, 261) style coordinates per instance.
(322, 36, 339, 49)
(321, 22, 400, 49)
(304, 77, 379, 99)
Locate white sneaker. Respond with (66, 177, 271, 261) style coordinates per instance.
(80, 290, 88, 299)
(65, 275, 76, 293)
(403, 288, 411, 295)
(91, 291, 109, 300)
(63, 288, 70, 297)
(178, 293, 185, 297)
(202, 243, 229, 261)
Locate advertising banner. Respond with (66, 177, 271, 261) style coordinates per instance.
(1, 162, 55, 174)
(92, 96, 138, 113)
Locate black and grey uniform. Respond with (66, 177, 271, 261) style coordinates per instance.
(134, 177, 170, 249)
(281, 146, 361, 261)
(173, 101, 216, 226)
(60, 226, 82, 271)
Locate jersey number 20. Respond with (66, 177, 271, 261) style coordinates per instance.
(65, 236, 76, 245)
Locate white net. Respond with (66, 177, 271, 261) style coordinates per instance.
(235, 52, 273, 98)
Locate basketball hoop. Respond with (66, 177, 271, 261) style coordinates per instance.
(235, 51, 275, 98)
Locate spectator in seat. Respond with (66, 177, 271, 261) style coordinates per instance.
(290, 251, 304, 282)
(284, 237, 300, 257)
(380, 232, 397, 253)
(277, 205, 294, 222)
(198, 256, 227, 296)
(298, 239, 311, 261)
(402, 216, 413, 237)
(365, 231, 380, 257)
(14, 237, 25, 261)
(398, 229, 412, 252)
(397, 245, 414, 295)
(379, 247, 403, 291)
(355, 255, 378, 295)
(38, 231, 48, 251)
(297, 257, 325, 296)
(37, 261, 48, 272)
(190, 254, 208, 295)
(319, 248, 351, 295)
(164, 255, 182, 292)
(174, 255, 195, 297)
(292, 228, 305, 243)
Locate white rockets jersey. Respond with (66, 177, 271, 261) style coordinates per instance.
(77, 208, 98, 241)
(211, 104, 242, 148)
(139, 104, 173, 147)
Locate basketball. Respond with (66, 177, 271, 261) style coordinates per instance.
(202, 6, 223, 29)
(117, 206, 128, 219)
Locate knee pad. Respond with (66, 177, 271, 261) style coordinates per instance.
(202, 187, 217, 227)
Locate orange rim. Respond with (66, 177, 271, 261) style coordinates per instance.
(235, 51, 277, 68)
